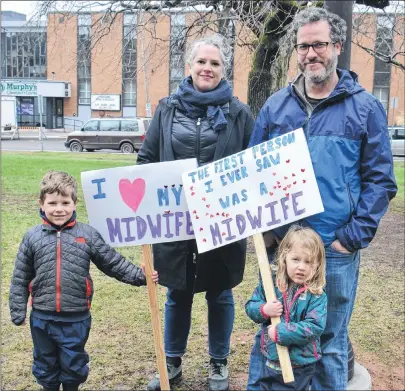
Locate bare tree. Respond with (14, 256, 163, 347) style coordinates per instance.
(31, 0, 402, 116)
(352, 1, 404, 71)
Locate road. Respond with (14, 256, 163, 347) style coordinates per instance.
(1, 137, 404, 161)
(1, 137, 118, 154)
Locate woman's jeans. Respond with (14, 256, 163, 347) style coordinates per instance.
(164, 256, 235, 360)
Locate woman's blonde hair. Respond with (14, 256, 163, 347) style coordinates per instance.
(276, 225, 326, 295)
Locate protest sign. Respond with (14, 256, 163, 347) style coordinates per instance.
(81, 159, 197, 247)
(182, 128, 324, 253)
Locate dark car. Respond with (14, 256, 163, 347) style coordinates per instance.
(64, 117, 151, 153)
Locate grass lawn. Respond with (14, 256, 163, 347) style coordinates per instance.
(1, 152, 404, 390)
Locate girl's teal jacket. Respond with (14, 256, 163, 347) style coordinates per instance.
(245, 280, 327, 367)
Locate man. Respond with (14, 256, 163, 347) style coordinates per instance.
(247, 7, 397, 391)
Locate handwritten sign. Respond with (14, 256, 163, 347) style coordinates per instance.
(182, 129, 324, 253)
(81, 159, 197, 247)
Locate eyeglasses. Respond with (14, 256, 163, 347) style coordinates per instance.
(294, 41, 336, 55)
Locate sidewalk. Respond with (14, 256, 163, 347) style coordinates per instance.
(2, 128, 69, 140)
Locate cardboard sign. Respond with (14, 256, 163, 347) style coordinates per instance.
(81, 159, 197, 247)
(182, 129, 324, 253)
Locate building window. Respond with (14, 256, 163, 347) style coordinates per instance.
(1, 30, 47, 78)
(372, 15, 394, 112)
(122, 13, 137, 106)
(169, 14, 186, 94)
(78, 14, 91, 105)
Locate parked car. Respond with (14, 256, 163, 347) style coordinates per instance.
(64, 117, 151, 153)
(389, 126, 405, 157)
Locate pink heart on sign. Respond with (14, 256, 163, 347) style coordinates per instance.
(119, 178, 146, 213)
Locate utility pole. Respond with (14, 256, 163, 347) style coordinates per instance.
(324, 0, 353, 70)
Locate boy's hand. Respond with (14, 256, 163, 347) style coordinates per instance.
(141, 264, 159, 284)
(267, 325, 277, 342)
(263, 300, 283, 318)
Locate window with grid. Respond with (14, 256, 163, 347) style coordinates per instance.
(0, 31, 46, 78)
(78, 14, 92, 105)
(122, 13, 137, 106)
(169, 14, 186, 94)
(372, 15, 394, 112)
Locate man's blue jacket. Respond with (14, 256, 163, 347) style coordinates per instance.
(249, 69, 397, 251)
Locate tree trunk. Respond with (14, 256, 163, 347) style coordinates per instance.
(247, 2, 300, 117)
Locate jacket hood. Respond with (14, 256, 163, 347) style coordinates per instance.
(40, 209, 77, 231)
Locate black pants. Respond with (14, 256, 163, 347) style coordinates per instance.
(258, 362, 316, 391)
(30, 314, 91, 389)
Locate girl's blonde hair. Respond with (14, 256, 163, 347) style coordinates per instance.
(276, 225, 326, 295)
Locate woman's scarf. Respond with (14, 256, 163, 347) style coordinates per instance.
(169, 76, 233, 132)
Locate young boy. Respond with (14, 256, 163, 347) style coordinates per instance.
(9, 170, 158, 391)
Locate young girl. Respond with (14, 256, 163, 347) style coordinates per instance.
(245, 225, 327, 391)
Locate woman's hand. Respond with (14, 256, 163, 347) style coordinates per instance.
(263, 300, 283, 318)
(141, 264, 159, 284)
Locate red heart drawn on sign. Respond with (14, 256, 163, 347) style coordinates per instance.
(286, 159, 290, 163)
(191, 192, 195, 196)
(283, 187, 287, 191)
(292, 173, 296, 177)
(119, 178, 146, 213)
(206, 204, 210, 208)
(301, 168, 306, 172)
(272, 172, 276, 176)
(196, 216, 199, 219)
(303, 179, 306, 184)
(293, 181, 297, 185)
(284, 176, 288, 180)
(269, 192, 274, 196)
(193, 210, 197, 214)
(277, 181, 280, 184)
(273, 186, 277, 190)
(222, 232, 226, 236)
(210, 214, 214, 218)
(202, 197, 206, 201)
(200, 228, 204, 232)
(285, 193, 289, 197)
(190, 186, 194, 190)
(288, 184, 291, 188)
(203, 239, 207, 242)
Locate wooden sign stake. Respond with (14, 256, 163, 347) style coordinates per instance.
(253, 233, 295, 384)
(142, 244, 170, 390)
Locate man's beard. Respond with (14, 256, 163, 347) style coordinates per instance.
(299, 50, 338, 85)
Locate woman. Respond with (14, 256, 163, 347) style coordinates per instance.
(137, 34, 254, 391)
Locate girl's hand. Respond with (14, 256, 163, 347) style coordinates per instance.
(263, 300, 283, 317)
(141, 264, 159, 284)
(267, 325, 277, 342)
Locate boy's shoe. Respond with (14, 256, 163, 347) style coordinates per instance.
(208, 358, 229, 391)
(146, 358, 183, 391)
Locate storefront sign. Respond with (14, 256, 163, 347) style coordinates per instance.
(1, 81, 70, 98)
(91, 94, 121, 111)
(1, 81, 37, 96)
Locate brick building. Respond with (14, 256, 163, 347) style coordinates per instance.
(1, 10, 404, 128)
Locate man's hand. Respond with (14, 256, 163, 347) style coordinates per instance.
(268, 325, 277, 342)
(141, 264, 159, 284)
(263, 300, 283, 318)
(331, 239, 351, 254)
